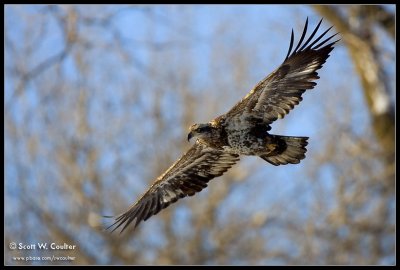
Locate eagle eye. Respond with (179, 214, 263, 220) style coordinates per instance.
(199, 126, 211, 133)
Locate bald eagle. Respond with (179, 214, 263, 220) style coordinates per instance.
(107, 18, 339, 233)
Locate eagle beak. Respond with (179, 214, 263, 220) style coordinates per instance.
(187, 131, 194, 142)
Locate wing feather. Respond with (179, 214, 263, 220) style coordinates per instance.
(226, 18, 339, 125)
(107, 142, 239, 233)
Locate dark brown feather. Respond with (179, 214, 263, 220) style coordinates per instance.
(107, 142, 239, 233)
(225, 18, 339, 125)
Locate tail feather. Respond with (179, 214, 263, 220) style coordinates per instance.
(260, 135, 308, 166)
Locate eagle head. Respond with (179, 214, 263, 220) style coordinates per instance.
(188, 123, 213, 142)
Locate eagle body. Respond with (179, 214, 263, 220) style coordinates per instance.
(191, 114, 308, 165)
(198, 116, 281, 156)
(225, 127, 267, 156)
(108, 18, 339, 233)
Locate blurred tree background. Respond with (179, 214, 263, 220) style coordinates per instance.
(4, 4, 395, 265)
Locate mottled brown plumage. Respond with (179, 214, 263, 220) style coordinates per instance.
(107, 18, 339, 233)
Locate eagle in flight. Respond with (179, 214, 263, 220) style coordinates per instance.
(107, 18, 338, 233)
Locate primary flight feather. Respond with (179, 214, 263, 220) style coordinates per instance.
(107, 18, 339, 233)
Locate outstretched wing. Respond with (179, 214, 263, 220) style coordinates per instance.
(225, 18, 339, 125)
(107, 141, 239, 233)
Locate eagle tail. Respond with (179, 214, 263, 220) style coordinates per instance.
(260, 135, 308, 166)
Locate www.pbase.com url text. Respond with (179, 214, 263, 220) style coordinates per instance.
(12, 255, 76, 262)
